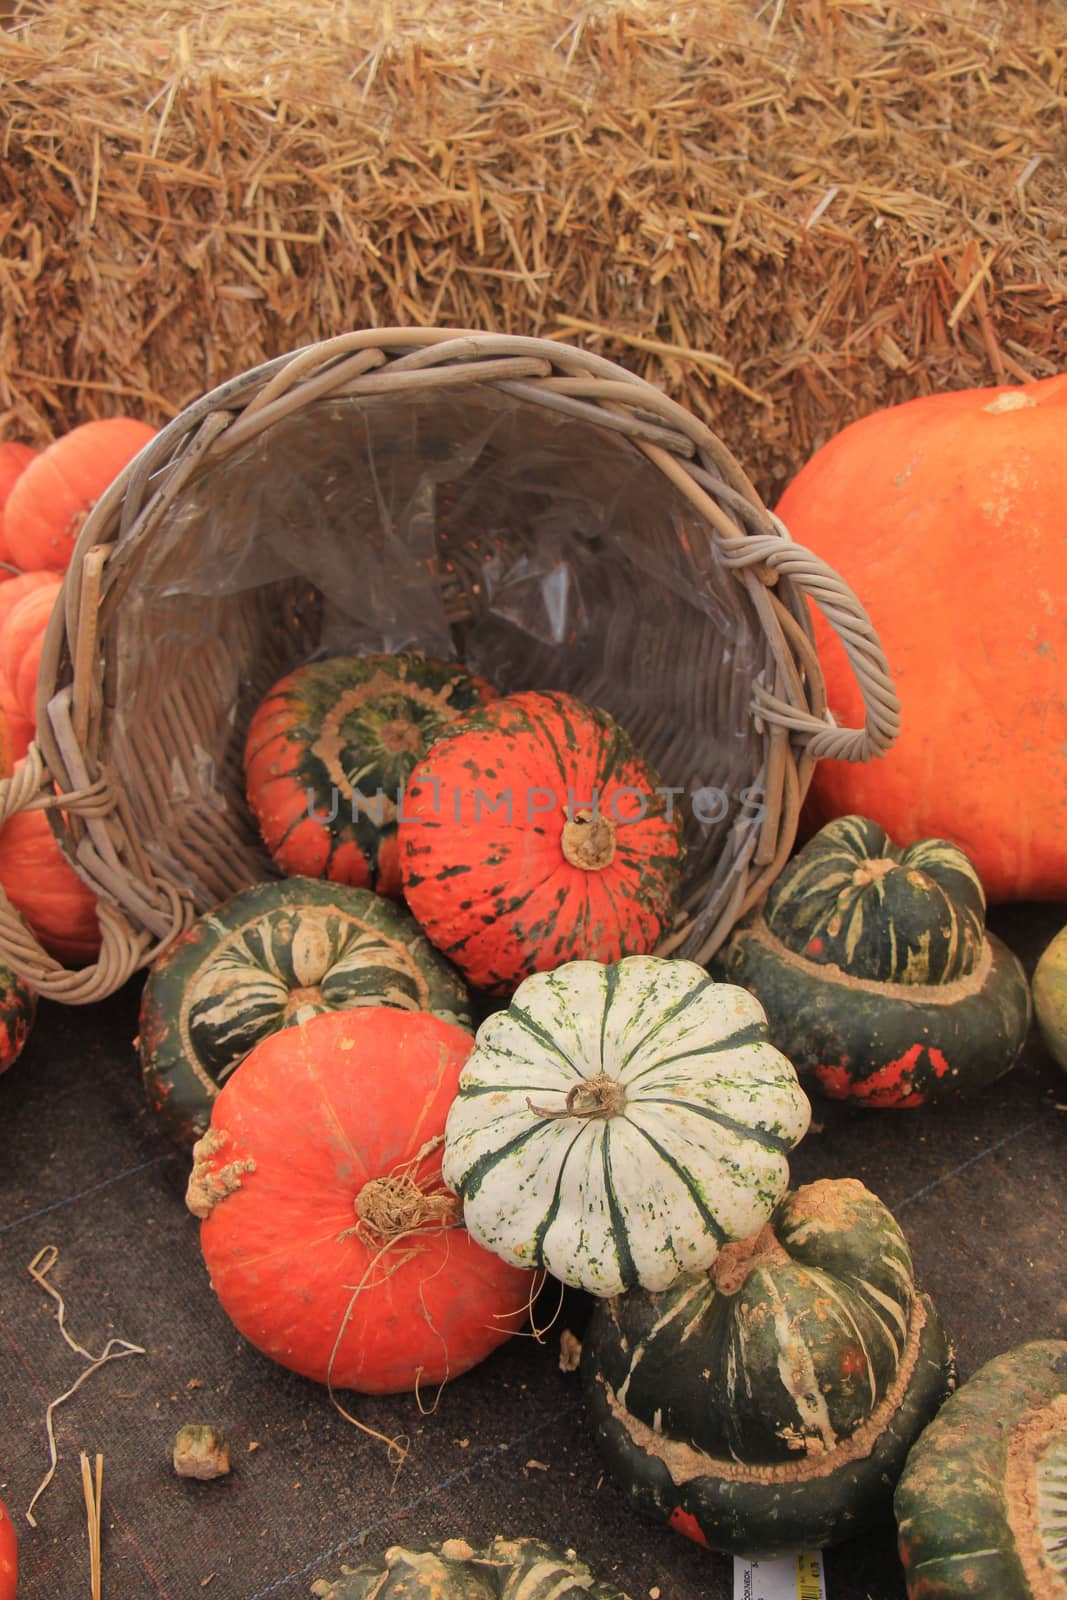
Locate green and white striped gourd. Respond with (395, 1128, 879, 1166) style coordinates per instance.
(140, 876, 471, 1148)
(717, 815, 1031, 1106)
(442, 955, 811, 1298)
(310, 1536, 631, 1600)
(895, 1339, 1067, 1598)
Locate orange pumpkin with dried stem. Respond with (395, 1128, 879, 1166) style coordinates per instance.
(5, 418, 155, 572)
(778, 373, 1067, 901)
(187, 1007, 534, 1394)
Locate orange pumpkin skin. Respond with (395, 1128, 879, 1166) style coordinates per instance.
(399, 691, 685, 993)
(189, 1008, 533, 1394)
(1, 579, 63, 723)
(0, 1489, 17, 1599)
(0, 800, 102, 965)
(778, 373, 1067, 901)
(5, 419, 155, 572)
(0, 661, 36, 763)
(0, 440, 37, 568)
(0, 570, 61, 635)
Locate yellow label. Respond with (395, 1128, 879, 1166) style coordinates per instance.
(796, 1551, 825, 1600)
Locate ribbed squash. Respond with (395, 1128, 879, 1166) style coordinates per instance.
(0, 959, 36, 1077)
(4, 418, 156, 572)
(187, 1008, 533, 1393)
(582, 1177, 954, 1558)
(442, 955, 810, 1297)
(140, 876, 472, 1149)
(400, 691, 685, 992)
(895, 1339, 1067, 1599)
(244, 654, 496, 898)
(1033, 926, 1067, 1072)
(0, 440, 36, 568)
(716, 816, 1031, 1106)
(310, 1537, 631, 1600)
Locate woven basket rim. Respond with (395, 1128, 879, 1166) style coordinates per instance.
(0, 327, 898, 1003)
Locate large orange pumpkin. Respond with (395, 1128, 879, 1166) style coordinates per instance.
(778, 373, 1067, 901)
(187, 1007, 534, 1393)
(5, 418, 155, 572)
(0, 577, 63, 723)
(0, 440, 37, 568)
(0, 779, 102, 965)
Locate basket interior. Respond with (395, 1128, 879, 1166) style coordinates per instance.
(102, 389, 772, 915)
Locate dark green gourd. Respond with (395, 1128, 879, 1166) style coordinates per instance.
(716, 816, 1031, 1106)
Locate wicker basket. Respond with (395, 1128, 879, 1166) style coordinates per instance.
(0, 329, 899, 1004)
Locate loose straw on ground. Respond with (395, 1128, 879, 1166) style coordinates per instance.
(25, 1246, 145, 1527)
(80, 1453, 104, 1600)
(1, 0, 1064, 500)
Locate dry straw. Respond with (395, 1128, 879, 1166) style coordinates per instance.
(1, 0, 1064, 500)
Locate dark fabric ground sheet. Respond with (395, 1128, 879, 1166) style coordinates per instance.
(0, 902, 1064, 1600)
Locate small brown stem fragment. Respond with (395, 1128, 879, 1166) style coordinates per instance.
(173, 1424, 231, 1481)
(528, 1073, 627, 1120)
(560, 809, 616, 871)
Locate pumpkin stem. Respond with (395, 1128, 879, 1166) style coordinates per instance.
(560, 810, 617, 871)
(353, 1172, 460, 1243)
(283, 983, 325, 1020)
(710, 1222, 790, 1294)
(850, 856, 896, 888)
(527, 1072, 627, 1120)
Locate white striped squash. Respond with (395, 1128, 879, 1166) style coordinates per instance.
(442, 955, 811, 1297)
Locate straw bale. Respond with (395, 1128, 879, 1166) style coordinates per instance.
(1, 0, 1064, 499)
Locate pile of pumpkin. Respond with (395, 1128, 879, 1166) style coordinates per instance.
(0, 422, 158, 1070)
(134, 642, 1058, 1582)
(1, 377, 1065, 1600)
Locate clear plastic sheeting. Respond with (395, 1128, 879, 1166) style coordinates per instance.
(106, 390, 769, 911)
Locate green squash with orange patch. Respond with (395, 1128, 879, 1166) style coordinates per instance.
(582, 1178, 954, 1557)
(715, 816, 1031, 1107)
(244, 654, 495, 900)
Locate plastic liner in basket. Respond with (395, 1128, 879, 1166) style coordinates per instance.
(108, 390, 767, 918)
(8, 328, 898, 1003)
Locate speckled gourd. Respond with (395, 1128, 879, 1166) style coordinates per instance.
(443, 955, 811, 1298)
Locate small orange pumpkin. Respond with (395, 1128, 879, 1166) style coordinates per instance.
(0, 577, 63, 723)
(0, 772, 102, 965)
(189, 1008, 534, 1393)
(778, 372, 1067, 901)
(5, 418, 155, 572)
(0, 440, 37, 568)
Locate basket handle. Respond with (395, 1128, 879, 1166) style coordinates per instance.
(717, 527, 900, 763)
(0, 747, 156, 1004)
